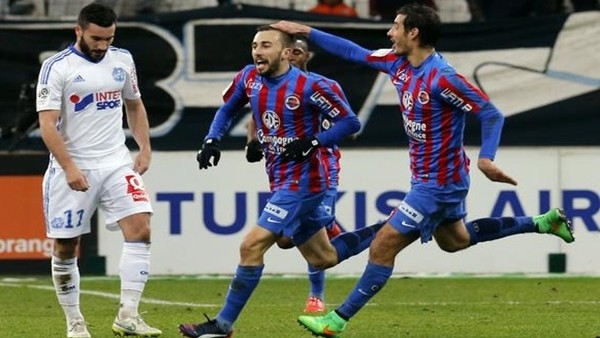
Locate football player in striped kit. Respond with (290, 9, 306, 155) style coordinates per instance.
(273, 3, 575, 337)
(245, 36, 348, 314)
(178, 26, 383, 338)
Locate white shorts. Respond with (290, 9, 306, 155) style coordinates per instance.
(42, 164, 153, 238)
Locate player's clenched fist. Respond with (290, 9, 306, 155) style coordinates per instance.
(281, 137, 319, 162)
(197, 138, 221, 170)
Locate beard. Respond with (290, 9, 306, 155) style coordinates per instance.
(79, 38, 107, 60)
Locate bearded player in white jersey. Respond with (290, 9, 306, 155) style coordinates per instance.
(37, 3, 161, 338)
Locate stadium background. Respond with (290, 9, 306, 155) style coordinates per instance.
(0, 2, 598, 276)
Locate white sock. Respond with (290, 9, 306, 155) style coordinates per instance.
(118, 242, 151, 319)
(52, 256, 83, 321)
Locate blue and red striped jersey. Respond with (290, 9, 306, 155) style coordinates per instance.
(311, 72, 346, 188)
(208, 65, 359, 192)
(310, 29, 505, 186)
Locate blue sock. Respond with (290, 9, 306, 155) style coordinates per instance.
(465, 217, 535, 245)
(337, 262, 393, 320)
(307, 264, 325, 299)
(216, 265, 264, 331)
(331, 221, 384, 263)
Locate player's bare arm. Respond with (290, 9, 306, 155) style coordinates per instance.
(271, 21, 312, 36)
(124, 98, 151, 174)
(39, 109, 89, 191)
(477, 157, 518, 186)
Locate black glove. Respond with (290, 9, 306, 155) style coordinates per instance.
(281, 137, 320, 162)
(245, 139, 264, 163)
(197, 138, 221, 170)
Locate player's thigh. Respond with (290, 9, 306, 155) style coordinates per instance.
(43, 167, 99, 239)
(98, 166, 153, 232)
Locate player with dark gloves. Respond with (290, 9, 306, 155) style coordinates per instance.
(281, 137, 320, 162)
(197, 138, 221, 169)
(245, 139, 264, 163)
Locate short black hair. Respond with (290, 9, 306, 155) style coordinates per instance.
(78, 3, 117, 29)
(257, 25, 293, 47)
(397, 3, 441, 47)
(293, 35, 310, 50)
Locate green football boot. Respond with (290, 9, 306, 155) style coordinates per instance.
(534, 208, 574, 243)
(298, 311, 347, 337)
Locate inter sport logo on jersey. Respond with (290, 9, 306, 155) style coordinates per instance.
(70, 90, 122, 112)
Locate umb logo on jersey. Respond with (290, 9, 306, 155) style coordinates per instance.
(441, 88, 473, 112)
(261, 110, 280, 130)
(310, 92, 340, 118)
(71, 91, 122, 112)
(285, 95, 301, 110)
(125, 174, 148, 202)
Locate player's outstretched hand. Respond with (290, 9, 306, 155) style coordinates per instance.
(477, 158, 518, 186)
(282, 137, 319, 162)
(197, 138, 221, 170)
(245, 139, 264, 163)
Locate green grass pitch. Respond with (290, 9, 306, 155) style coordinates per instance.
(1, 275, 599, 337)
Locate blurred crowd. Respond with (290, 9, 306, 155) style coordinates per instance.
(2, 0, 598, 21)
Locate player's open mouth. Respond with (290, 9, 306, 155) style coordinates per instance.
(255, 60, 267, 71)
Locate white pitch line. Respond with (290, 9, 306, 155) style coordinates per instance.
(2, 282, 600, 307)
(0, 282, 219, 308)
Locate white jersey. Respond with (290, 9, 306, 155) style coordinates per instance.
(36, 44, 141, 169)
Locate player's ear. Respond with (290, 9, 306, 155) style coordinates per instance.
(307, 51, 315, 62)
(282, 47, 291, 60)
(408, 27, 419, 41)
(74, 25, 83, 39)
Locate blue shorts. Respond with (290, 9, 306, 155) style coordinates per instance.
(257, 189, 334, 246)
(387, 178, 469, 243)
(322, 187, 338, 230)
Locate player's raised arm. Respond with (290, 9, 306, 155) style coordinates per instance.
(272, 20, 392, 72)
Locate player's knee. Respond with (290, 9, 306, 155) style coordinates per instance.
(120, 213, 152, 242)
(126, 225, 151, 242)
(238, 240, 264, 262)
(54, 238, 78, 258)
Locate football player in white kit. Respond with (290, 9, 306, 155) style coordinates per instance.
(37, 3, 161, 337)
